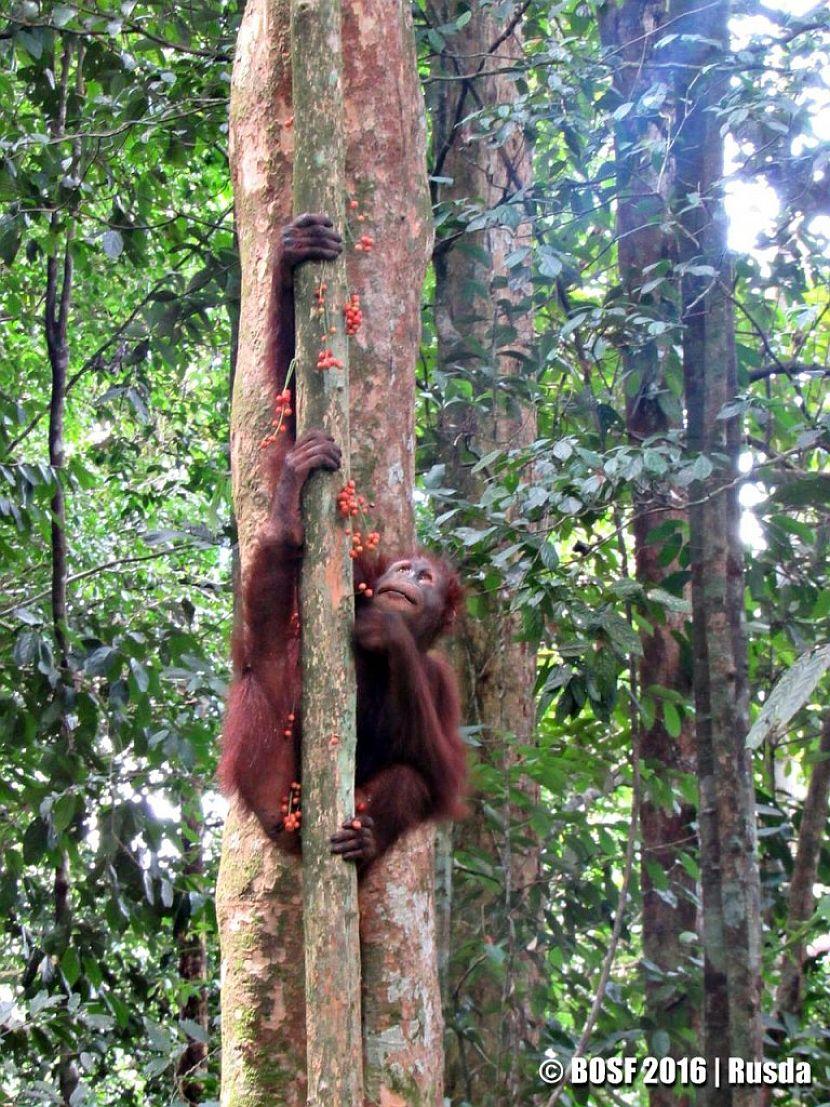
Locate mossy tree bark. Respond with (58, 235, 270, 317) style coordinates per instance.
(672, 0, 762, 1100)
(290, 1, 363, 1102)
(218, 1, 436, 1103)
(774, 713, 830, 1019)
(598, 3, 698, 1100)
(427, 3, 539, 1100)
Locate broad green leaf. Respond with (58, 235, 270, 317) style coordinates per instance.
(746, 644, 830, 750)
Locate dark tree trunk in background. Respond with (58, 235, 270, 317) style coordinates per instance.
(598, 3, 698, 1099)
(176, 806, 208, 1105)
(45, 41, 80, 1107)
(757, 713, 830, 1107)
(428, 2, 540, 1101)
(672, 0, 762, 1100)
(775, 713, 830, 1018)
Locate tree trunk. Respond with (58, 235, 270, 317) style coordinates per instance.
(598, 3, 698, 1100)
(218, 1, 437, 1102)
(672, 0, 762, 1100)
(775, 713, 830, 1019)
(46, 41, 80, 1107)
(290, 1, 363, 1100)
(176, 806, 208, 1105)
(428, 3, 539, 1101)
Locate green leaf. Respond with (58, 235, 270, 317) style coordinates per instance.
(52, 5, 77, 26)
(770, 475, 830, 508)
(663, 701, 681, 738)
(538, 247, 563, 278)
(61, 946, 81, 986)
(17, 29, 44, 59)
(746, 644, 830, 750)
(130, 657, 150, 692)
(85, 645, 118, 675)
(179, 1018, 208, 1043)
(651, 1030, 671, 1058)
(51, 793, 77, 835)
(23, 819, 48, 864)
(102, 230, 124, 259)
(539, 541, 558, 570)
(690, 454, 713, 481)
(599, 610, 643, 658)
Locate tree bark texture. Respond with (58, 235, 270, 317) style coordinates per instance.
(218, 1, 437, 1103)
(598, 3, 698, 1100)
(176, 806, 209, 1105)
(428, 3, 539, 1101)
(46, 42, 80, 1107)
(672, 0, 762, 1100)
(775, 713, 830, 1019)
(290, 0, 363, 1101)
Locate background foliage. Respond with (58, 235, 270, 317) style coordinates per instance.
(1, 0, 828, 1103)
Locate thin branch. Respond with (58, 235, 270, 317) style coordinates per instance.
(0, 544, 196, 619)
(748, 361, 829, 383)
(3, 207, 233, 458)
(430, 0, 532, 187)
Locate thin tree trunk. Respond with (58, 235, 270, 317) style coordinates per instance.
(672, 0, 762, 1100)
(598, 4, 698, 1100)
(219, 2, 437, 1102)
(46, 41, 79, 1107)
(290, 0, 363, 1100)
(176, 806, 208, 1105)
(428, 3, 539, 1101)
(756, 713, 830, 1107)
(775, 713, 830, 1018)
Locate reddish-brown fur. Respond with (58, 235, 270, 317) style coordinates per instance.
(219, 539, 467, 865)
(219, 212, 466, 867)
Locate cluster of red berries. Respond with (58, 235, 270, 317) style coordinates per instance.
(314, 281, 327, 309)
(259, 388, 294, 449)
(280, 782, 302, 833)
(317, 347, 344, 371)
(337, 481, 380, 558)
(344, 293, 363, 335)
(348, 528, 380, 559)
(355, 234, 374, 253)
(282, 710, 296, 739)
(337, 479, 367, 518)
(356, 581, 374, 598)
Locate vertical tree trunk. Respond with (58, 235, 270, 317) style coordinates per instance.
(219, 7, 306, 1102)
(176, 806, 208, 1105)
(672, 0, 762, 1099)
(343, 7, 439, 1105)
(428, 3, 539, 1101)
(218, 2, 437, 1102)
(775, 713, 830, 1019)
(46, 41, 80, 1107)
(290, 0, 363, 1100)
(598, 4, 698, 1099)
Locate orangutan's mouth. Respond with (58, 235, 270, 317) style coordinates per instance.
(377, 585, 417, 605)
